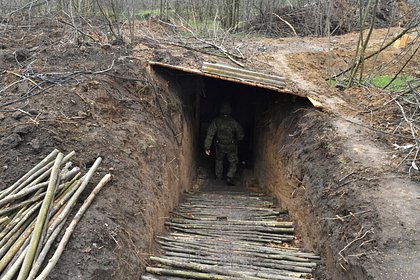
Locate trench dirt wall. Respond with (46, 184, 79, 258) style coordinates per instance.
(0, 51, 195, 279)
(149, 66, 199, 190)
(254, 100, 379, 280)
(45, 71, 197, 279)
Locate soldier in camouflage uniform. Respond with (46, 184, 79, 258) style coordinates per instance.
(204, 103, 244, 185)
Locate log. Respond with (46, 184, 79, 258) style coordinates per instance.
(0, 207, 30, 242)
(7, 162, 54, 198)
(0, 243, 28, 280)
(161, 254, 313, 274)
(141, 275, 163, 280)
(202, 62, 285, 83)
(0, 202, 41, 253)
(60, 167, 80, 182)
(150, 256, 265, 279)
(6, 151, 75, 198)
(0, 216, 9, 225)
(155, 255, 309, 278)
(17, 152, 63, 280)
(0, 150, 59, 200)
(0, 191, 45, 216)
(51, 174, 81, 210)
(51, 177, 81, 213)
(0, 217, 36, 272)
(146, 266, 237, 280)
(27, 177, 85, 278)
(180, 201, 274, 206)
(27, 217, 68, 279)
(0, 177, 78, 244)
(157, 237, 317, 258)
(0, 182, 49, 208)
(2, 176, 81, 279)
(2, 195, 72, 280)
(168, 218, 294, 228)
(165, 221, 294, 232)
(183, 195, 273, 201)
(34, 173, 111, 280)
(159, 244, 311, 264)
(0, 151, 108, 279)
(177, 205, 281, 211)
(164, 251, 317, 269)
(146, 187, 320, 279)
(166, 225, 294, 239)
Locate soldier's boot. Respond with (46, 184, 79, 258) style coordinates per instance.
(215, 157, 224, 180)
(226, 177, 234, 186)
(226, 152, 238, 185)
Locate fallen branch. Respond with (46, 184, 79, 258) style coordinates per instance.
(57, 19, 98, 42)
(272, 13, 298, 36)
(146, 73, 181, 146)
(0, 60, 116, 112)
(336, 114, 417, 141)
(394, 100, 419, 175)
(338, 227, 374, 264)
(384, 45, 419, 89)
(322, 210, 372, 221)
(7, 0, 49, 18)
(177, 21, 245, 68)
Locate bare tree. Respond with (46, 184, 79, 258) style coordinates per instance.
(2, 0, 418, 41)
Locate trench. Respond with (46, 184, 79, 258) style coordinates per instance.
(144, 65, 367, 280)
(146, 65, 334, 275)
(151, 64, 311, 179)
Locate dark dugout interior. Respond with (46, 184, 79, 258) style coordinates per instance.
(151, 64, 312, 180)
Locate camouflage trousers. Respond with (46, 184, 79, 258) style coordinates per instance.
(215, 143, 238, 180)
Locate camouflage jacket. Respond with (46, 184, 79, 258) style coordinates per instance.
(204, 115, 244, 149)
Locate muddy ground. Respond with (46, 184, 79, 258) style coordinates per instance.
(0, 18, 419, 279)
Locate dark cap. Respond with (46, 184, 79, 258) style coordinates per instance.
(220, 103, 232, 114)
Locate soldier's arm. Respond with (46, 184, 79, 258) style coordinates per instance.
(204, 120, 217, 149)
(235, 121, 244, 141)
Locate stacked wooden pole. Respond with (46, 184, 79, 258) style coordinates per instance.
(0, 149, 111, 279)
(143, 192, 320, 280)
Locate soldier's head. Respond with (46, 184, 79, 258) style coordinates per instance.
(219, 103, 232, 115)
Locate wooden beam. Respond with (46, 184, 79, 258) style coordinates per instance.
(148, 61, 305, 97)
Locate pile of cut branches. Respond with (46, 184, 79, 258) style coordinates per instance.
(390, 79, 420, 175)
(0, 149, 111, 279)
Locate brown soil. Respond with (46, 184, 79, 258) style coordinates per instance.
(0, 18, 419, 280)
(1, 20, 195, 279)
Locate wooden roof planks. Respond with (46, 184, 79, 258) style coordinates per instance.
(148, 61, 318, 101)
(202, 62, 286, 88)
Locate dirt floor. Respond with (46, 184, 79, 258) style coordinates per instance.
(0, 17, 419, 279)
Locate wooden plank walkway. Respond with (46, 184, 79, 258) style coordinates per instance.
(142, 191, 319, 280)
